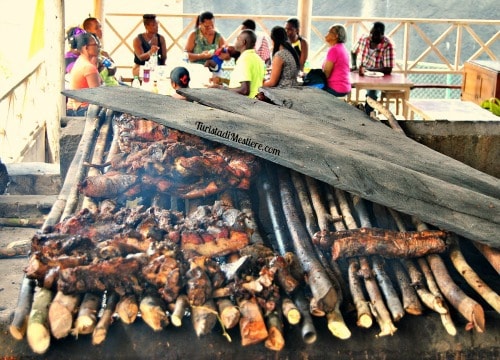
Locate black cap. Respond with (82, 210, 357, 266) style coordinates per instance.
(170, 67, 190, 88)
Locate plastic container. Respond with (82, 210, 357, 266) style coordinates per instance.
(131, 76, 141, 88)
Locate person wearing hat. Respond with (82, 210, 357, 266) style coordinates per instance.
(170, 67, 190, 100)
(65, 26, 85, 74)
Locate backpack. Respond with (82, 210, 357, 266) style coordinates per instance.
(303, 69, 327, 89)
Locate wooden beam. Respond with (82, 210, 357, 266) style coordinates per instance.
(62, 86, 500, 247)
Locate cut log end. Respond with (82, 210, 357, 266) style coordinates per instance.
(26, 323, 51, 354)
(357, 313, 373, 329)
(9, 322, 27, 341)
(265, 326, 285, 351)
(326, 310, 351, 340)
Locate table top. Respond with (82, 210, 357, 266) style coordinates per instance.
(350, 72, 414, 89)
(406, 99, 500, 121)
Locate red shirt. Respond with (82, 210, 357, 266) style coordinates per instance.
(352, 35, 395, 70)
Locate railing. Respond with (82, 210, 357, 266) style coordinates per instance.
(0, 53, 49, 164)
(103, 13, 499, 78)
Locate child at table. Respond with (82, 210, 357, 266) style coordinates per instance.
(204, 45, 240, 85)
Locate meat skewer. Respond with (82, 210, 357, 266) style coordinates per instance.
(448, 236, 500, 313)
(92, 291, 120, 345)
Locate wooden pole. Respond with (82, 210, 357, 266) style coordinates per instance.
(297, 0, 313, 44)
(44, 0, 64, 164)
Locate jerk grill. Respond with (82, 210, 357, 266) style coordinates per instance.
(5, 87, 500, 358)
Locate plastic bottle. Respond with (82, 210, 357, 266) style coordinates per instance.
(304, 60, 311, 74)
(151, 80, 159, 94)
(183, 50, 189, 62)
(143, 61, 151, 83)
(131, 76, 141, 88)
(150, 52, 158, 69)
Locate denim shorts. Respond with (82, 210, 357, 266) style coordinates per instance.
(66, 106, 88, 117)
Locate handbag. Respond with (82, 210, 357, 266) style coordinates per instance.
(303, 69, 326, 89)
(480, 97, 500, 116)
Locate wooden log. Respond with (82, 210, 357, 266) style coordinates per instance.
(334, 189, 373, 327)
(281, 296, 301, 325)
(448, 236, 500, 313)
(412, 217, 477, 334)
(139, 293, 169, 332)
(92, 292, 120, 345)
(42, 116, 101, 232)
(73, 292, 101, 336)
(391, 260, 424, 316)
(116, 294, 139, 324)
(0, 239, 30, 258)
(388, 209, 449, 317)
(293, 290, 317, 344)
(191, 299, 217, 337)
(427, 254, 486, 333)
(10, 276, 35, 340)
(359, 256, 397, 337)
(278, 167, 339, 315)
(0, 217, 44, 228)
(366, 96, 405, 134)
(348, 258, 373, 328)
(238, 297, 269, 346)
(217, 298, 240, 330)
(236, 189, 264, 245)
(171, 294, 189, 327)
(265, 310, 285, 351)
(472, 241, 500, 275)
(292, 172, 345, 307)
(48, 291, 81, 339)
(417, 257, 457, 336)
(26, 287, 54, 354)
(260, 163, 292, 255)
(372, 255, 405, 322)
(402, 258, 447, 314)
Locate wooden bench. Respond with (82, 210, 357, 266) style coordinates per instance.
(405, 99, 499, 121)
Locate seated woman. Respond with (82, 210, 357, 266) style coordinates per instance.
(66, 33, 102, 116)
(184, 11, 226, 64)
(285, 17, 309, 72)
(263, 26, 300, 88)
(132, 14, 167, 77)
(170, 67, 190, 100)
(322, 24, 351, 97)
